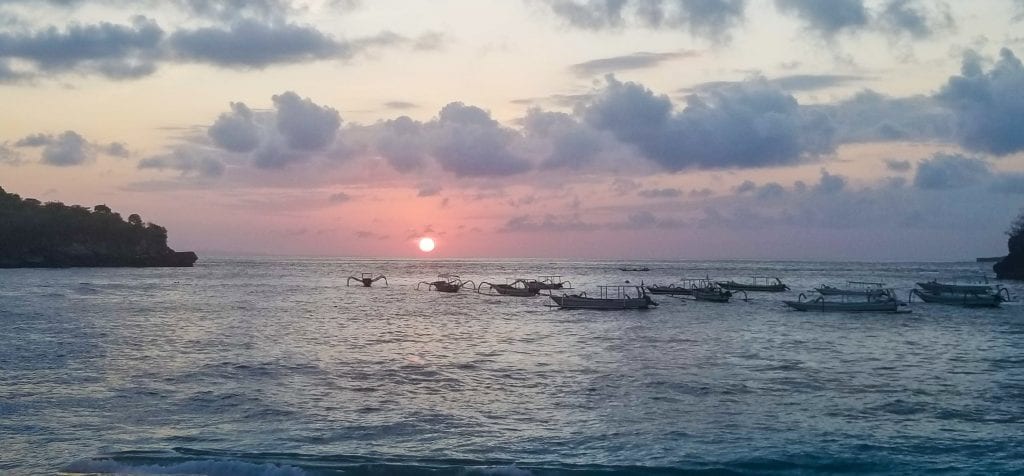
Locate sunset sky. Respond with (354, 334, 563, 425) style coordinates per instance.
(2, 0, 1024, 260)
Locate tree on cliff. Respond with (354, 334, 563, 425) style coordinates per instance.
(994, 209, 1024, 279)
(0, 187, 196, 267)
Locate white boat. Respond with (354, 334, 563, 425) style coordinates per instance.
(815, 281, 886, 296)
(784, 289, 905, 313)
(550, 285, 657, 310)
(915, 278, 993, 295)
(717, 276, 789, 292)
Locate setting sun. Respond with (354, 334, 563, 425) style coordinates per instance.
(418, 237, 435, 252)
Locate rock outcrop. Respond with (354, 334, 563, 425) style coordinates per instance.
(994, 211, 1024, 280)
(0, 186, 198, 268)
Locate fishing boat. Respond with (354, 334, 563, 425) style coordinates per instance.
(915, 279, 993, 295)
(417, 274, 475, 293)
(815, 281, 886, 296)
(524, 275, 572, 291)
(910, 288, 1008, 308)
(550, 285, 657, 310)
(618, 266, 651, 272)
(478, 279, 540, 297)
(647, 277, 712, 295)
(717, 277, 789, 292)
(784, 289, 905, 312)
(692, 285, 734, 303)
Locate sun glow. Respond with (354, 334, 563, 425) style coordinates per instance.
(418, 237, 436, 252)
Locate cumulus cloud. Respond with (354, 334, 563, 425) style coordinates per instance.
(522, 108, 607, 168)
(812, 90, 954, 143)
(208, 102, 261, 153)
(375, 116, 428, 172)
(814, 169, 847, 194)
(877, 0, 954, 39)
(774, 0, 868, 36)
(913, 153, 991, 190)
(428, 102, 531, 177)
(570, 50, 698, 77)
(272, 91, 341, 151)
(138, 146, 226, 177)
(543, 0, 747, 41)
(0, 144, 21, 165)
(937, 48, 1024, 156)
(581, 75, 834, 170)
(14, 130, 100, 166)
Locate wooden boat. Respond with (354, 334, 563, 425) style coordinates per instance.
(916, 279, 992, 295)
(417, 274, 475, 293)
(815, 281, 886, 296)
(692, 286, 733, 303)
(618, 266, 650, 272)
(911, 288, 1007, 308)
(524, 275, 572, 291)
(478, 279, 540, 297)
(647, 278, 711, 295)
(550, 285, 657, 310)
(784, 290, 905, 312)
(717, 277, 789, 292)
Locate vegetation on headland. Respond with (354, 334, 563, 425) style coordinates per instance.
(0, 186, 197, 268)
(994, 210, 1024, 280)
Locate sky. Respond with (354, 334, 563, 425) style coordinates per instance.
(1, 0, 1024, 260)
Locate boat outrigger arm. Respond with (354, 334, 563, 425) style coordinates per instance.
(347, 273, 388, 287)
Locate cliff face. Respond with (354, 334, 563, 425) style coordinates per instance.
(994, 213, 1024, 280)
(0, 186, 197, 268)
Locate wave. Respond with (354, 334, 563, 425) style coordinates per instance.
(60, 448, 899, 476)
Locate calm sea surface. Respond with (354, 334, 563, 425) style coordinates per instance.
(1, 258, 1022, 475)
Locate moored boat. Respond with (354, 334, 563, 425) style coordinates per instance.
(910, 288, 1007, 308)
(647, 277, 712, 295)
(478, 279, 540, 297)
(550, 285, 657, 310)
(692, 285, 732, 303)
(815, 281, 886, 297)
(524, 275, 572, 292)
(784, 289, 905, 313)
(717, 277, 789, 292)
(915, 279, 993, 295)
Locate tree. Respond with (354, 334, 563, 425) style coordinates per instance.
(94, 204, 112, 214)
(128, 213, 143, 227)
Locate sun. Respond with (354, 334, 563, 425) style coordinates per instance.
(418, 237, 435, 252)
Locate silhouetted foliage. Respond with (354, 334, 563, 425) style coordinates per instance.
(994, 208, 1024, 279)
(0, 187, 196, 267)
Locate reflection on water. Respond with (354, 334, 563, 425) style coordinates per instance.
(1, 258, 1022, 474)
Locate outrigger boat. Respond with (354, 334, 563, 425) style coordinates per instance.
(523, 275, 572, 292)
(550, 285, 657, 310)
(910, 288, 1009, 308)
(618, 266, 651, 272)
(717, 277, 789, 292)
(815, 281, 886, 297)
(478, 279, 541, 297)
(692, 284, 735, 303)
(647, 277, 712, 295)
(915, 279, 993, 295)
(417, 274, 475, 293)
(784, 289, 905, 313)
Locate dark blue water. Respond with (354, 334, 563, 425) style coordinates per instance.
(1, 258, 1022, 475)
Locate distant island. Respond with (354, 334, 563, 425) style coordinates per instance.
(0, 186, 197, 268)
(994, 210, 1024, 280)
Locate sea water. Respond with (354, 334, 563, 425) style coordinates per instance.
(1, 258, 1022, 475)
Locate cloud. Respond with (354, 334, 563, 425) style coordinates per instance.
(375, 116, 427, 172)
(570, 50, 698, 77)
(581, 75, 834, 170)
(169, 20, 342, 68)
(103, 142, 130, 157)
(0, 16, 163, 79)
(384, 101, 417, 110)
(328, 191, 352, 202)
(774, 0, 868, 36)
(876, 0, 954, 39)
(543, 0, 748, 41)
(272, 91, 341, 151)
(428, 102, 532, 177)
(814, 169, 847, 194)
(913, 153, 991, 190)
(522, 108, 607, 168)
(138, 146, 226, 177)
(417, 183, 442, 196)
(884, 159, 911, 172)
(770, 73, 867, 91)
(208, 102, 261, 153)
(354, 230, 388, 240)
(638, 187, 682, 198)
(813, 90, 954, 143)
(0, 144, 21, 165)
(936, 48, 1024, 156)
(172, 0, 296, 22)
(501, 213, 600, 232)
(14, 130, 130, 164)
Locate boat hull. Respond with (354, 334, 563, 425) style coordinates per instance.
(784, 300, 902, 312)
(550, 295, 654, 310)
(718, 281, 788, 292)
(912, 289, 1001, 308)
(646, 286, 693, 295)
(916, 281, 992, 294)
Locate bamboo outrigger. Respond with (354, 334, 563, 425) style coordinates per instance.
(417, 274, 475, 293)
(478, 279, 541, 297)
(347, 272, 388, 287)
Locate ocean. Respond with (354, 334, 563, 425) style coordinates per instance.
(1, 257, 1022, 475)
